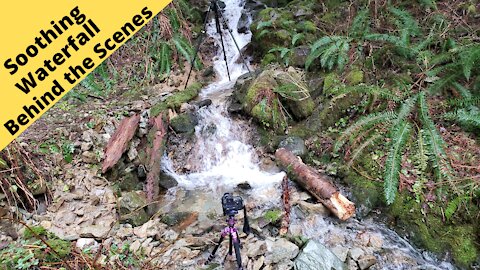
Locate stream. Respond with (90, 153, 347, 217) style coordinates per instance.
(160, 0, 456, 269)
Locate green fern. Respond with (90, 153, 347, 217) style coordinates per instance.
(418, 92, 455, 187)
(350, 9, 370, 39)
(384, 121, 412, 204)
(333, 84, 402, 102)
(306, 36, 352, 71)
(333, 111, 396, 153)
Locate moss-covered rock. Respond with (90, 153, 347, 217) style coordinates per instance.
(151, 82, 202, 117)
(118, 191, 149, 226)
(345, 69, 364, 85)
(390, 192, 479, 267)
(170, 113, 198, 134)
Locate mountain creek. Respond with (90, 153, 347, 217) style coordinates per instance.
(1, 0, 479, 269)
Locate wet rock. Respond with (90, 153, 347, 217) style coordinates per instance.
(237, 182, 252, 190)
(306, 74, 324, 99)
(233, 71, 257, 105)
(278, 136, 306, 157)
(116, 224, 133, 239)
(296, 201, 329, 216)
(331, 245, 349, 262)
(159, 172, 178, 189)
(137, 164, 146, 179)
(160, 211, 192, 227)
(294, 240, 345, 270)
(81, 141, 93, 151)
(357, 255, 376, 270)
(367, 234, 383, 250)
(228, 102, 244, 114)
(196, 99, 212, 108)
(117, 191, 149, 226)
(170, 113, 198, 134)
(265, 238, 299, 264)
(237, 12, 250, 34)
(349, 247, 364, 261)
(202, 66, 215, 77)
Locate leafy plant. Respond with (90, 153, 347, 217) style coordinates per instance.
(306, 36, 352, 71)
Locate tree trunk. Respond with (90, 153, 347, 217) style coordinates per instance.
(275, 148, 355, 220)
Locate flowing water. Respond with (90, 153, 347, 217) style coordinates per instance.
(160, 0, 456, 269)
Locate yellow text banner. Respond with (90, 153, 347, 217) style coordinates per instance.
(0, 0, 172, 150)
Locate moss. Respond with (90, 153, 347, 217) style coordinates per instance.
(24, 226, 47, 239)
(341, 169, 384, 217)
(170, 113, 197, 134)
(345, 69, 364, 85)
(389, 192, 479, 267)
(296, 21, 316, 32)
(264, 209, 282, 223)
(261, 53, 277, 67)
(44, 239, 71, 260)
(323, 73, 340, 94)
(289, 124, 314, 139)
(151, 82, 202, 117)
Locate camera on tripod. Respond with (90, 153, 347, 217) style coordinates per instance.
(222, 193, 244, 216)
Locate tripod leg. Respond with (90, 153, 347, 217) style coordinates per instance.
(205, 234, 225, 265)
(216, 4, 251, 73)
(184, 6, 211, 90)
(233, 239, 243, 270)
(228, 233, 233, 255)
(213, 3, 231, 81)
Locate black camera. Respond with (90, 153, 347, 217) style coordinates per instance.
(221, 193, 244, 216)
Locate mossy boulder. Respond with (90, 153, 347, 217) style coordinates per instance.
(390, 192, 479, 267)
(118, 191, 149, 226)
(151, 82, 202, 117)
(170, 113, 198, 134)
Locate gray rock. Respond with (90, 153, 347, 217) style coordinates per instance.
(196, 99, 212, 108)
(228, 102, 244, 114)
(134, 219, 165, 238)
(76, 238, 99, 251)
(117, 191, 149, 226)
(237, 12, 250, 33)
(358, 255, 376, 270)
(294, 240, 345, 270)
(279, 136, 307, 157)
(247, 241, 267, 257)
(170, 113, 198, 134)
(79, 225, 110, 239)
(266, 238, 299, 264)
(202, 66, 215, 77)
(81, 151, 97, 164)
(349, 247, 364, 261)
(290, 46, 310, 67)
(331, 245, 349, 262)
(159, 172, 178, 189)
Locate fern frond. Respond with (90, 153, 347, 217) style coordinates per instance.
(388, 7, 421, 36)
(418, 92, 456, 188)
(395, 94, 418, 122)
(257, 21, 272, 30)
(415, 129, 429, 172)
(459, 44, 480, 80)
(348, 133, 383, 166)
(292, 33, 304, 46)
(334, 84, 401, 102)
(158, 42, 172, 75)
(350, 9, 370, 39)
(452, 82, 472, 99)
(444, 109, 480, 130)
(384, 121, 411, 204)
(334, 111, 396, 153)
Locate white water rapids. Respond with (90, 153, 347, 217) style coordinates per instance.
(160, 0, 457, 269)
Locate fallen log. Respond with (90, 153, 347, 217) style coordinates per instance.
(275, 148, 355, 220)
(102, 114, 140, 173)
(146, 113, 168, 215)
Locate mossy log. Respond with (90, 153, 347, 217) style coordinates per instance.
(275, 148, 355, 220)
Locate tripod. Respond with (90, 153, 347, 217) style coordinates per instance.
(184, 0, 251, 89)
(206, 215, 245, 270)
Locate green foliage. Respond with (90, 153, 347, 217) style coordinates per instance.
(264, 209, 282, 223)
(350, 9, 370, 39)
(384, 121, 411, 204)
(306, 36, 351, 71)
(0, 240, 41, 269)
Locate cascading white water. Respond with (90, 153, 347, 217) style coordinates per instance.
(161, 0, 457, 269)
(163, 0, 285, 193)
